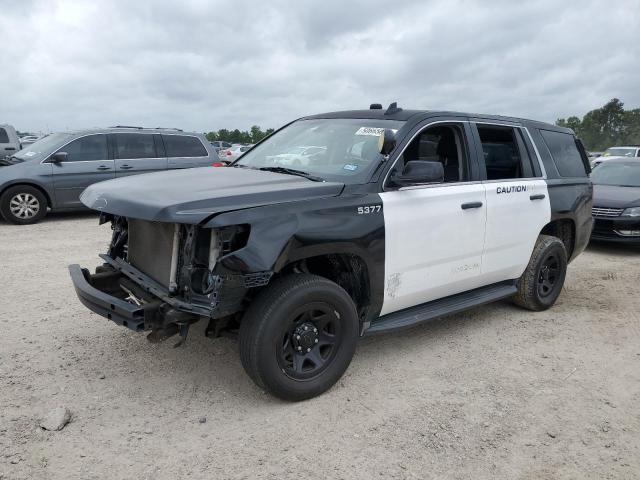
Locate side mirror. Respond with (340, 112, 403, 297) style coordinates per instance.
(50, 152, 68, 164)
(390, 160, 444, 187)
(378, 129, 396, 155)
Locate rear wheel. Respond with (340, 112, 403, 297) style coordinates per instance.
(513, 235, 567, 311)
(0, 185, 48, 225)
(239, 274, 359, 401)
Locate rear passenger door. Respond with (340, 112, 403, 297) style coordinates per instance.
(113, 133, 167, 177)
(471, 121, 551, 284)
(163, 134, 210, 169)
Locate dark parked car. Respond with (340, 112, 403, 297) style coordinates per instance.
(0, 127, 216, 224)
(590, 159, 640, 244)
(70, 103, 593, 401)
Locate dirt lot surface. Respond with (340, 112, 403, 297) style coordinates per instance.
(1, 213, 639, 480)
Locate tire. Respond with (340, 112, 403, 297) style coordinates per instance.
(239, 273, 359, 401)
(513, 235, 567, 311)
(0, 185, 48, 225)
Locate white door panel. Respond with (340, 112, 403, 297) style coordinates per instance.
(380, 184, 487, 316)
(481, 179, 551, 283)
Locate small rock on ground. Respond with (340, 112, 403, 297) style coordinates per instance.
(40, 407, 71, 431)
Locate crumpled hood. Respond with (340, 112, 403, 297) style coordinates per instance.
(593, 184, 640, 209)
(80, 166, 344, 223)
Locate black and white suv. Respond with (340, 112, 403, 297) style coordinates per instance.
(69, 104, 593, 401)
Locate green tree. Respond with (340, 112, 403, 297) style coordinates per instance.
(203, 126, 275, 144)
(556, 98, 640, 151)
(205, 131, 217, 142)
(250, 125, 263, 143)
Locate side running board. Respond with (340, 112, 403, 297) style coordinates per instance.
(365, 281, 517, 336)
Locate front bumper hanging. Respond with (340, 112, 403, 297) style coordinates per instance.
(69, 264, 159, 331)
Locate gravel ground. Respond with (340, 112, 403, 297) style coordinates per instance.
(1, 213, 639, 480)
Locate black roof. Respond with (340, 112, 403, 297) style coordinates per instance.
(302, 105, 567, 133)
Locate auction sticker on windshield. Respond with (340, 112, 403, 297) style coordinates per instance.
(355, 127, 386, 136)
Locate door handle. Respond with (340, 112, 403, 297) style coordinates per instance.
(461, 201, 483, 210)
(5, 147, 16, 151)
(96, 165, 110, 171)
(119, 164, 133, 170)
(530, 194, 546, 201)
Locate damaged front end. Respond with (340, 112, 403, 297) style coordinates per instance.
(69, 214, 272, 344)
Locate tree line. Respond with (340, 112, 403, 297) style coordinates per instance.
(556, 98, 640, 151)
(205, 125, 275, 145)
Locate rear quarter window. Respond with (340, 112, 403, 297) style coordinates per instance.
(539, 129, 587, 177)
(162, 135, 207, 158)
(0, 128, 9, 143)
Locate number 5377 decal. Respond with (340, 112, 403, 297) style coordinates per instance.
(357, 205, 382, 215)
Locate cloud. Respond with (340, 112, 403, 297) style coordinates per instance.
(1, 0, 639, 133)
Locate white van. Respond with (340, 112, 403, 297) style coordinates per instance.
(0, 125, 21, 158)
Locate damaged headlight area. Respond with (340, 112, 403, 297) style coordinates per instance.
(71, 214, 272, 344)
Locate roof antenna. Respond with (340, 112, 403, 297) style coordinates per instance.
(384, 102, 402, 115)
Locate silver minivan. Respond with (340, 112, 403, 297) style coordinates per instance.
(0, 127, 217, 224)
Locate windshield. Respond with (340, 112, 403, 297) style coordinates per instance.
(234, 118, 405, 182)
(603, 147, 637, 157)
(591, 163, 640, 187)
(13, 133, 73, 161)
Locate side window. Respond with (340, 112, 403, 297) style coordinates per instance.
(391, 124, 469, 183)
(0, 128, 9, 143)
(477, 125, 533, 180)
(61, 134, 108, 162)
(162, 135, 208, 158)
(539, 130, 587, 177)
(114, 133, 157, 159)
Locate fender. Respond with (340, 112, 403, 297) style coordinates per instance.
(546, 178, 593, 260)
(205, 191, 386, 319)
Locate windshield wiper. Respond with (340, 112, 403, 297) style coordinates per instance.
(257, 166, 324, 182)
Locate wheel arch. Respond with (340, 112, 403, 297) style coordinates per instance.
(275, 246, 380, 323)
(0, 181, 53, 209)
(539, 217, 576, 260)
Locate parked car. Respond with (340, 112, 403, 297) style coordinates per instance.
(590, 158, 640, 245)
(592, 154, 640, 168)
(69, 103, 592, 401)
(0, 127, 217, 224)
(210, 141, 233, 151)
(19, 135, 41, 148)
(602, 146, 640, 158)
(266, 146, 326, 167)
(219, 144, 253, 162)
(0, 124, 21, 158)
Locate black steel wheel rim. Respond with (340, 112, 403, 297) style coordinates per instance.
(537, 252, 561, 298)
(277, 301, 343, 381)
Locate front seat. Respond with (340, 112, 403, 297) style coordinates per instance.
(437, 130, 459, 182)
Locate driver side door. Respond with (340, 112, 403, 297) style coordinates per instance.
(50, 134, 115, 209)
(378, 119, 487, 316)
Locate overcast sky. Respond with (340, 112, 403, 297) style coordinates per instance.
(1, 0, 639, 134)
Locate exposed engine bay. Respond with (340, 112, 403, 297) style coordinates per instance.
(89, 214, 272, 344)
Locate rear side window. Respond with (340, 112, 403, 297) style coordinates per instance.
(539, 130, 587, 177)
(476, 125, 534, 180)
(162, 135, 207, 158)
(61, 134, 108, 162)
(114, 133, 157, 159)
(0, 128, 9, 143)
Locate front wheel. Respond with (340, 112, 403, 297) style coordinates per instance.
(239, 274, 359, 401)
(0, 185, 48, 225)
(513, 235, 568, 311)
